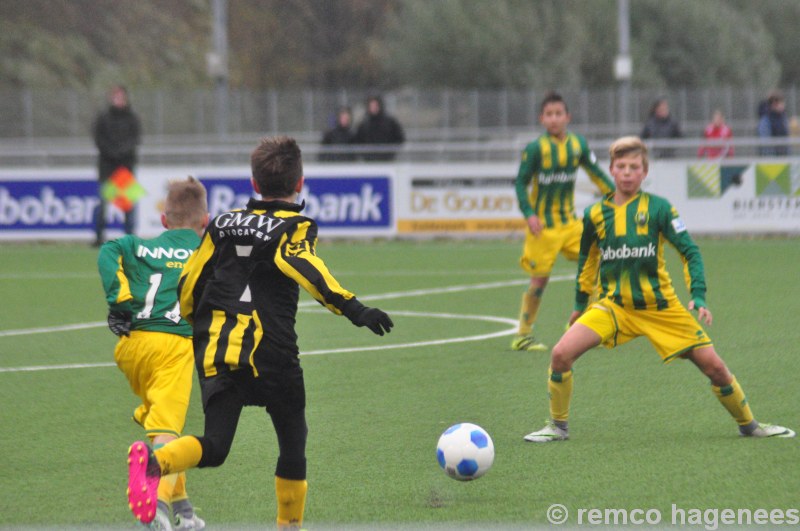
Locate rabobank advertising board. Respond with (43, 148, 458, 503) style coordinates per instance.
(0, 170, 129, 240)
(200, 172, 393, 235)
(2, 160, 799, 240)
(0, 167, 393, 240)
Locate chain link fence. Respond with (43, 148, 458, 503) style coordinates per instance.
(2, 86, 797, 140)
(0, 86, 797, 165)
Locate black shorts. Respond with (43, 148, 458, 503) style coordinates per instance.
(199, 366, 305, 415)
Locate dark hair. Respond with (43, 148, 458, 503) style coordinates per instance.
(768, 91, 785, 106)
(366, 94, 384, 112)
(540, 91, 568, 114)
(250, 136, 303, 198)
(648, 97, 668, 116)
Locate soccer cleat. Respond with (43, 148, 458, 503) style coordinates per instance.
(174, 512, 206, 530)
(511, 335, 548, 352)
(523, 420, 569, 442)
(740, 423, 796, 438)
(147, 504, 174, 531)
(127, 441, 162, 524)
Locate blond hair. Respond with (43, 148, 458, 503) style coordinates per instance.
(609, 136, 649, 171)
(164, 176, 208, 228)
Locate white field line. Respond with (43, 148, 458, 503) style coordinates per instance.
(1, 312, 518, 373)
(0, 268, 527, 280)
(0, 321, 107, 338)
(300, 311, 517, 356)
(2, 362, 117, 372)
(297, 275, 571, 307)
(0, 275, 573, 373)
(0, 272, 98, 280)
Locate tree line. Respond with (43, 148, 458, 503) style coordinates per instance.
(1, 0, 797, 92)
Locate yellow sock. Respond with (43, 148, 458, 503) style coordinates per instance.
(275, 476, 308, 529)
(152, 441, 178, 503)
(518, 287, 543, 336)
(548, 367, 574, 422)
(157, 472, 179, 504)
(712, 375, 754, 426)
(154, 436, 203, 476)
(171, 472, 188, 503)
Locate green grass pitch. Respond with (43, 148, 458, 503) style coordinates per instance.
(0, 238, 798, 529)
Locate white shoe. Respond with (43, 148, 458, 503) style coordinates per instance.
(524, 420, 569, 442)
(174, 512, 206, 530)
(147, 506, 174, 531)
(741, 423, 796, 438)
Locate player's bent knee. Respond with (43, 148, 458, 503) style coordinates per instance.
(196, 436, 231, 468)
(707, 364, 732, 386)
(550, 345, 573, 372)
(691, 347, 731, 385)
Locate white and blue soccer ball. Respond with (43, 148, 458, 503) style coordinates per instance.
(436, 423, 494, 481)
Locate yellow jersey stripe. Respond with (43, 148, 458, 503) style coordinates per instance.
(614, 203, 627, 237)
(569, 135, 581, 166)
(589, 203, 606, 240)
(639, 271, 658, 308)
(274, 223, 353, 314)
(203, 309, 226, 377)
(114, 256, 133, 304)
(249, 311, 264, 377)
(223, 313, 252, 370)
(557, 138, 568, 168)
(179, 233, 215, 324)
(540, 139, 552, 170)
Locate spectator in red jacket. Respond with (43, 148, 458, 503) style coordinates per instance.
(698, 110, 734, 158)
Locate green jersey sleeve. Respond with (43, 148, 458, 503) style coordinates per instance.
(515, 142, 540, 218)
(97, 237, 135, 312)
(578, 136, 615, 195)
(661, 203, 707, 307)
(574, 209, 600, 311)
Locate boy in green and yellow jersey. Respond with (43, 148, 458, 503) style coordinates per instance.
(512, 91, 615, 351)
(98, 177, 209, 529)
(524, 136, 795, 442)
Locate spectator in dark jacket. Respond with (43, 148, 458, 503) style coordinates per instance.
(757, 91, 789, 156)
(354, 95, 405, 161)
(641, 98, 682, 158)
(92, 85, 141, 245)
(319, 106, 356, 162)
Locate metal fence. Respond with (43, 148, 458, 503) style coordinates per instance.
(2, 86, 798, 142)
(1, 86, 798, 167)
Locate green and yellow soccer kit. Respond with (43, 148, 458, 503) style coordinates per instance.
(98, 228, 201, 436)
(574, 192, 712, 361)
(548, 191, 756, 429)
(99, 229, 200, 335)
(516, 132, 614, 275)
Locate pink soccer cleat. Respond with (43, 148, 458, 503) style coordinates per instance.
(126, 441, 162, 524)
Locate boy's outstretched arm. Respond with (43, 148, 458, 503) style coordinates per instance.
(341, 298, 394, 336)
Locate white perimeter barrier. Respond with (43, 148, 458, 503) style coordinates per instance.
(1, 159, 799, 240)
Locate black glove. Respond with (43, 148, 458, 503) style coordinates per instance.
(107, 310, 132, 337)
(353, 307, 394, 336)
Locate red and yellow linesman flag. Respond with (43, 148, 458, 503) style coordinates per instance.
(101, 167, 146, 212)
